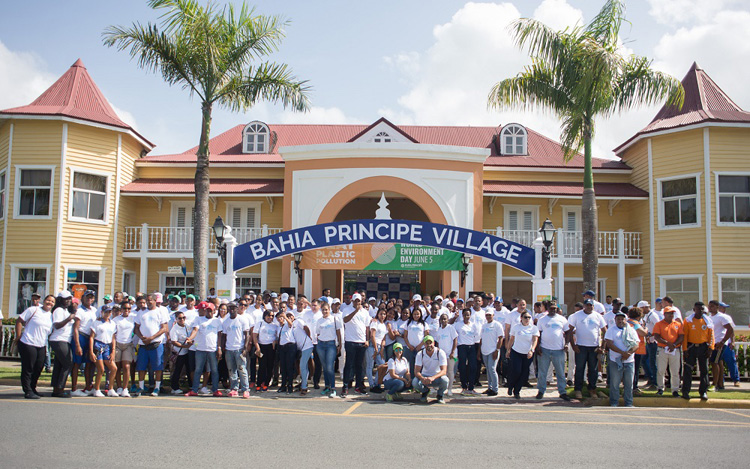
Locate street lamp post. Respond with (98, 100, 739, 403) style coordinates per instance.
(460, 253, 471, 287)
(293, 252, 303, 285)
(539, 218, 555, 280)
(212, 216, 230, 274)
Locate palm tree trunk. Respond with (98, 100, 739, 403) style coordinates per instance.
(581, 120, 598, 294)
(193, 101, 212, 299)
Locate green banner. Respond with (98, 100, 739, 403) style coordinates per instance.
(364, 244, 464, 271)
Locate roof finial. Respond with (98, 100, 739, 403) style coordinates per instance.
(72, 58, 86, 68)
(375, 192, 392, 220)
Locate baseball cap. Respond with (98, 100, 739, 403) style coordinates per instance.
(583, 290, 596, 297)
(205, 302, 216, 311)
(318, 296, 329, 304)
(614, 311, 626, 317)
(392, 343, 403, 351)
(445, 300, 454, 308)
(332, 298, 341, 305)
(719, 302, 730, 308)
(655, 297, 663, 303)
(186, 294, 196, 301)
(31, 291, 41, 298)
(281, 292, 289, 301)
(178, 290, 187, 297)
(57, 290, 72, 299)
(434, 295, 443, 301)
(197, 301, 209, 309)
(612, 297, 622, 304)
(352, 293, 362, 301)
(270, 292, 278, 298)
(456, 298, 464, 303)
(104, 295, 112, 302)
(637, 300, 650, 308)
(84, 290, 96, 297)
(412, 294, 422, 302)
(663, 306, 677, 314)
(368, 297, 376, 302)
(583, 298, 593, 305)
(494, 297, 503, 303)
(422, 335, 434, 343)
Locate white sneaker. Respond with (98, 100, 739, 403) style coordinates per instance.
(116, 387, 123, 395)
(106, 389, 119, 397)
(171, 389, 184, 395)
(71, 389, 87, 397)
(85, 388, 95, 396)
(151, 388, 160, 396)
(200, 386, 210, 395)
(92, 390, 105, 397)
(119, 389, 131, 398)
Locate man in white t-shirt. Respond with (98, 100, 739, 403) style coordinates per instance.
(708, 300, 736, 390)
(643, 297, 664, 388)
(220, 306, 251, 398)
(412, 335, 448, 403)
(568, 299, 607, 399)
(536, 303, 571, 401)
(604, 312, 639, 407)
(604, 295, 614, 313)
(133, 293, 169, 396)
(583, 290, 606, 314)
(341, 293, 370, 396)
(479, 310, 504, 396)
(603, 298, 623, 329)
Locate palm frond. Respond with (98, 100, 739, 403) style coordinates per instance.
(488, 61, 572, 116)
(613, 56, 684, 112)
(217, 62, 311, 112)
(584, 0, 625, 49)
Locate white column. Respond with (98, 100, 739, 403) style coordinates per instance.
(465, 256, 474, 294)
(532, 236, 553, 303)
(304, 269, 313, 299)
(260, 225, 269, 291)
(617, 228, 626, 299)
(495, 226, 503, 296)
(214, 228, 237, 300)
(289, 259, 297, 288)
(139, 223, 149, 293)
(450, 271, 460, 294)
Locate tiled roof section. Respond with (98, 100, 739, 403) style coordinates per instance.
(121, 178, 284, 194)
(615, 63, 750, 154)
(0, 59, 153, 147)
(483, 180, 648, 198)
(142, 121, 629, 170)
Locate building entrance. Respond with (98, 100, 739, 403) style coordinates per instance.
(344, 270, 420, 301)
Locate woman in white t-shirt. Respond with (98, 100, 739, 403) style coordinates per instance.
(277, 312, 297, 394)
(455, 308, 481, 394)
(49, 291, 77, 398)
(384, 308, 399, 361)
(383, 343, 410, 402)
(253, 310, 280, 392)
(367, 307, 388, 392)
(506, 312, 540, 399)
(315, 302, 342, 397)
(15, 294, 55, 399)
(434, 313, 458, 396)
(403, 308, 430, 380)
(88, 307, 118, 397)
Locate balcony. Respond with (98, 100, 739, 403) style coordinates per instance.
(123, 225, 282, 256)
(482, 228, 642, 262)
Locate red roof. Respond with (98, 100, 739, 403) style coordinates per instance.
(615, 63, 750, 154)
(0, 59, 153, 147)
(483, 180, 648, 198)
(142, 122, 630, 170)
(121, 178, 283, 194)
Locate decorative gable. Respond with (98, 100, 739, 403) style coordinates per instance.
(347, 117, 418, 144)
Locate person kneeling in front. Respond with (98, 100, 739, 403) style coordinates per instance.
(411, 336, 448, 404)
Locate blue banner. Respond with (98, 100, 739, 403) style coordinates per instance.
(233, 219, 536, 275)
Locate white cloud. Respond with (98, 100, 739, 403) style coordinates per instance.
(0, 41, 55, 110)
(275, 105, 361, 124)
(532, 0, 583, 31)
(646, 0, 743, 25)
(111, 104, 139, 130)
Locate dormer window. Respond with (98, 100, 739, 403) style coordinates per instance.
(373, 131, 391, 143)
(243, 121, 269, 153)
(500, 124, 527, 155)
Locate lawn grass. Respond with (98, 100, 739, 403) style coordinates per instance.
(564, 386, 750, 400)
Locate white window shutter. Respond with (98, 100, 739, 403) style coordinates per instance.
(522, 211, 533, 230)
(232, 208, 242, 228)
(246, 208, 256, 228)
(176, 207, 186, 227)
(566, 211, 577, 231)
(508, 211, 518, 231)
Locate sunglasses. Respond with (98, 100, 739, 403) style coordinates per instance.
(176, 316, 185, 320)
(522, 316, 532, 319)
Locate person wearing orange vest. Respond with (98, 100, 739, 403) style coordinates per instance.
(681, 302, 714, 401)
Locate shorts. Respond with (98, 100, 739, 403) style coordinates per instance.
(135, 343, 164, 372)
(115, 342, 135, 362)
(710, 345, 726, 364)
(93, 340, 112, 361)
(72, 333, 91, 365)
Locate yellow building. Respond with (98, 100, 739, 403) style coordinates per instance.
(0, 60, 747, 329)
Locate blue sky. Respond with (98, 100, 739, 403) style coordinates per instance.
(1, 0, 749, 158)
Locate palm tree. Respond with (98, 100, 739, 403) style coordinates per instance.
(104, 0, 310, 298)
(488, 0, 682, 293)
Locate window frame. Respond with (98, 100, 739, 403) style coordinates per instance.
(0, 169, 6, 220)
(373, 132, 392, 143)
(68, 167, 110, 224)
(242, 121, 270, 154)
(122, 270, 136, 295)
(236, 274, 262, 297)
(717, 274, 750, 328)
(9, 264, 51, 317)
(64, 265, 105, 306)
(160, 271, 195, 296)
(656, 172, 701, 230)
(561, 205, 582, 232)
(502, 204, 539, 232)
(499, 124, 528, 156)
(715, 171, 750, 226)
(14, 165, 55, 220)
(659, 274, 703, 313)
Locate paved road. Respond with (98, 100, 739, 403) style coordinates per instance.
(1, 385, 748, 468)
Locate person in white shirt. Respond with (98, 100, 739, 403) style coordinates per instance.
(253, 310, 280, 392)
(315, 302, 342, 397)
(133, 293, 170, 396)
(293, 307, 315, 396)
(367, 307, 388, 393)
(536, 304, 571, 401)
(277, 311, 297, 394)
(568, 299, 607, 399)
(342, 293, 371, 396)
(604, 295, 614, 313)
(662, 296, 682, 321)
(186, 303, 223, 396)
(383, 343, 410, 402)
(88, 307, 118, 397)
(219, 306, 251, 398)
(717, 302, 741, 387)
(644, 298, 664, 388)
(49, 291, 76, 398)
(434, 313, 458, 396)
(604, 312, 639, 407)
(412, 335, 448, 404)
(15, 294, 54, 399)
(479, 309, 504, 396)
(402, 306, 430, 380)
(708, 300, 735, 390)
(455, 308, 481, 395)
(70, 290, 98, 397)
(112, 300, 136, 397)
(506, 311, 540, 400)
(583, 290, 606, 314)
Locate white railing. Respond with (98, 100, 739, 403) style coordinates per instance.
(123, 225, 283, 252)
(482, 228, 641, 259)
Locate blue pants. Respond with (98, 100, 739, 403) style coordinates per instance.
(457, 344, 477, 390)
(608, 358, 634, 406)
(482, 352, 500, 392)
(299, 347, 314, 390)
(383, 378, 406, 395)
(537, 347, 567, 396)
(723, 345, 740, 383)
(412, 375, 449, 397)
(225, 349, 249, 392)
(366, 346, 385, 388)
(646, 343, 658, 384)
(192, 350, 219, 393)
(343, 341, 366, 389)
(135, 343, 164, 372)
(574, 345, 599, 391)
(317, 341, 337, 389)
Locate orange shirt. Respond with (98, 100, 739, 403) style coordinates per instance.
(627, 319, 647, 355)
(682, 316, 714, 350)
(653, 320, 683, 347)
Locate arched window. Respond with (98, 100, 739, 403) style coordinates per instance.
(373, 131, 391, 143)
(243, 121, 270, 153)
(500, 124, 527, 155)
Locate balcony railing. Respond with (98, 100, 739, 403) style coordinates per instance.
(124, 225, 282, 253)
(482, 228, 641, 260)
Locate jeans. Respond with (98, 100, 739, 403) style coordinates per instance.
(508, 349, 533, 395)
(299, 347, 314, 390)
(225, 349, 249, 392)
(537, 347, 567, 396)
(574, 345, 599, 391)
(723, 345, 740, 383)
(19, 341, 46, 394)
(446, 355, 456, 392)
(646, 342, 658, 384)
(682, 343, 709, 396)
(608, 358, 634, 406)
(366, 346, 385, 388)
(343, 341, 367, 389)
(192, 350, 219, 393)
(403, 347, 416, 380)
(412, 375, 449, 397)
(457, 344, 477, 390)
(384, 378, 406, 395)
(279, 343, 297, 389)
(317, 340, 337, 389)
(482, 352, 500, 392)
(50, 340, 73, 390)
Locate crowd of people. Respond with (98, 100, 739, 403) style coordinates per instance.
(13, 287, 742, 407)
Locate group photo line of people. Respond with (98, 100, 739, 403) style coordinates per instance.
(12, 286, 742, 407)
